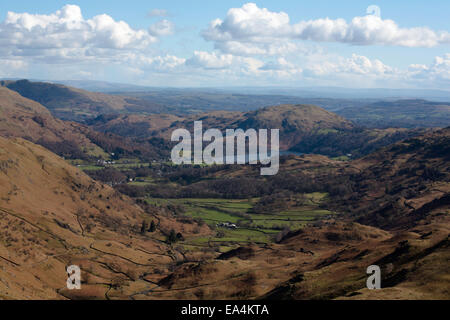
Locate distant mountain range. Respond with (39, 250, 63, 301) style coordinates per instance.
(28, 79, 450, 102)
(2, 80, 450, 130)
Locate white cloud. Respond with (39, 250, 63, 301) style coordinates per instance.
(132, 54, 186, 71)
(304, 54, 394, 78)
(149, 19, 175, 37)
(186, 51, 234, 69)
(214, 40, 315, 57)
(0, 4, 157, 63)
(408, 54, 450, 81)
(186, 51, 263, 73)
(0, 3, 447, 89)
(203, 2, 450, 51)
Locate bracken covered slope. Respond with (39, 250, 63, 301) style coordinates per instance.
(0, 137, 210, 299)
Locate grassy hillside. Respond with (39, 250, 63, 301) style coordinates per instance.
(0, 136, 210, 299)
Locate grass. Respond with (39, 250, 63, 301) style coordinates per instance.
(146, 195, 335, 245)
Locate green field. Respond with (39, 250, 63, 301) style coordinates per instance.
(146, 194, 334, 246)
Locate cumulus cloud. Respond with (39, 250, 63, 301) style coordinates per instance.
(132, 54, 186, 71)
(408, 54, 450, 81)
(186, 51, 263, 73)
(214, 40, 316, 57)
(304, 54, 394, 78)
(149, 19, 175, 36)
(203, 2, 450, 51)
(186, 51, 234, 69)
(0, 3, 447, 89)
(0, 4, 157, 63)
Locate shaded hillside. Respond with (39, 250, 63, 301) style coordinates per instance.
(0, 80, 166, 121)
(336, 99, 450, 128)
(0, 86, 107, 159)
(87, 113, 183, 138)
(328, 127, 450, 230)
(0, 87, 169, 160)
(0, 137, 210, 299)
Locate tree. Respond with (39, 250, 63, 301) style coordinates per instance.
(140, 220, 147, 235)
(176, 232, 184, 241)
(167, 229, 177, 244)
(148, 220, 156, 232)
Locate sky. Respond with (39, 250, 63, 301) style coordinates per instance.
(0, 0, 449, 89)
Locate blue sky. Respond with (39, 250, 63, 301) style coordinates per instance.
(0, 1, 449, 88)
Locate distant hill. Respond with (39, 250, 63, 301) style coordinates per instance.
(336, 99, 450, 128)
(0, 87, 168, 160)
(90, 104, 426, 158)
(87, 113, 184, 138)
(0, 80, 167, 121)
(120, 89, 372, 114)
(235, 104, 354, 150)
(89, 104, 355, 151)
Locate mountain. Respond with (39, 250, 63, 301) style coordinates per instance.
(0, 86, 169, 161)
(336, 99, 450, 128)
(0, 136, 210, 299)
(0, 80, 166, 121)
(90, 104, 426, 158)
(89, 104, 355, 150)
(332, 127, 450, 229)
(234, 104, 354, 150)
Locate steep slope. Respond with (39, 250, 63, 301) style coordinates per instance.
(0, 87, 168, 160)
(331, 127, 450, 229)
(0, 80, 165, 121)
(0, 86, 108, 159)
(0, 137, 210, 299)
